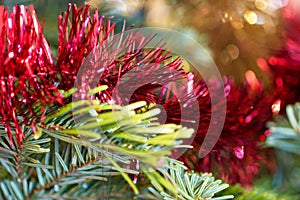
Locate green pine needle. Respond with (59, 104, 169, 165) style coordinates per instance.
(147, 158, 234, 200)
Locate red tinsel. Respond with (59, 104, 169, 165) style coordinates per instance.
(55, 4, 115, 91)
(267, 1, 300, 107)
(179, 77, 277, 186)
(0, 4, 118, 146)
(0, 5, 63, 146)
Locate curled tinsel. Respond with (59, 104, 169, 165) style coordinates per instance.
(267, 1, 300, 107)
(0, 5, 63, 146)
(55, 4, 114, 90)
(179, 77, 277, 186)
(54, 4, 188, 106)
(0, 4, 121, 146)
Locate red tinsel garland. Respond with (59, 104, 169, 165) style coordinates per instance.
(180, 77, 277, 185)
(55, 4, 114, 91)
(0, 5, 63, 146)
(268, 1, 300, 107)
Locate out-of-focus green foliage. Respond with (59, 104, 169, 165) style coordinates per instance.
(266, 102, 300, 192)
(220, 178, 299, 200)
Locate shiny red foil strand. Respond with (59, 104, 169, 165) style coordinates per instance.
(0, 5, 63, 146)
(55, 4, 116, 91)
(117, 62, 276, 186)
(55, 4, 191, 104)
(177, 77, 277, 186)
(0, 3, 118, 146)
(268, 2, 300, 108)
(61, 8, 191, 106)
(97, 51, 188, 106)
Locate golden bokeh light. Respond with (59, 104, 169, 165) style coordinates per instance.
(255, 0, 268, 11)
(244, 11, 258, 25)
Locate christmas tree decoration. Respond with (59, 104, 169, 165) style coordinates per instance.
(55, 3, 112, 90)
(181, 77, 277, 186)
(267, 0, 300, 108)
(264, 1, 300, 193)
(0, 3, 197, 146)
(3, 1, 300, 198)
(0, 5, 64, 146)
(54, 3, 196, 109)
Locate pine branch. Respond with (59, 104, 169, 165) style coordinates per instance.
(0, 94, 197, 199)
(266, 102, 300, 154)
(27, 151, 105, 199)
(265, 102, 300, 193)
(41, 93, 194, 165)
(0, 121, 137, 199)
(145, 158, 234, 200)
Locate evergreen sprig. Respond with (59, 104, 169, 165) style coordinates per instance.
(0, 86, 204, 199)
(265, 102, 300, 193)
(147, 158, 234, 200)
(266, 102, 300, 154)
